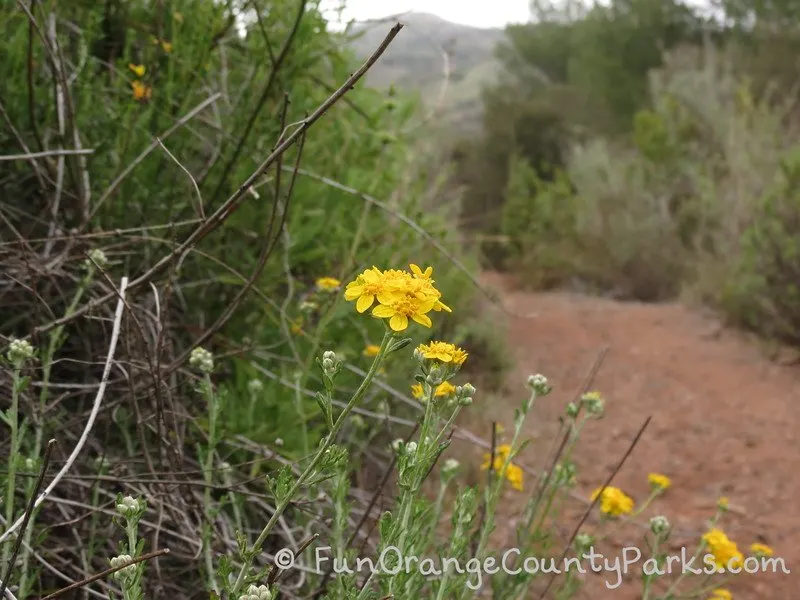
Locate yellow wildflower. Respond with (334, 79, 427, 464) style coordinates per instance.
(480, 445, 523, 491)
(708, 590, 732, 600)
(131, 80, 152, 102)
(315, 276, 341, 291)
(717, 496, 729, 511)
(161, 40, 173, 53)
(128, 63, 146, 77)
(173, 11, 184, 23)
(648, 473, 671, 491)
(345, 267, 389, 313)
(505, 463, 524, 491)
(480, 444, 512, 470)
(345, 265, 450, 332)
(363, 344, 380, 357)
(417, 341, 468, 365)
(750, 542, 773, 557)
(591, 486, 634, 517)
(411, 381, 457, 400)
(702, 528, 743, 570)
(434, 381, 457, 397)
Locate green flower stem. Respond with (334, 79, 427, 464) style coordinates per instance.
(1, 366, 23, 574)
(661, 518, 719, 599)
(461, 388, 537, 600)
(641, 536, 661, 600)
(200, 373, 220, 595)
(632, 490, 661, 516)
(230, 329, 395, 595)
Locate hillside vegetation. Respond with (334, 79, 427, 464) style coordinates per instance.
(348, 12, 504, 126)
(452, 0, 800, 349)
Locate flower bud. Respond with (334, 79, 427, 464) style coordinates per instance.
(391, 438, 403, 453)
(87, 248, 109, 269)
(247, 379, 264, 395)
(110, 554, 136, 581)
(7, 338, 35, 367)
(189, 347, 214, 374)
(527, 373, 552, 396)
(442, 458, 460, 475)
(565, 402, 580, 418)
(650, 515, 671, 536)
(116, 495, 142, 518)
(240, 584, 272, 600)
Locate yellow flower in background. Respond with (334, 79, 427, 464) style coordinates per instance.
(480, 444, 512, 470)
(417, 341, 468, 365)
(717, 496, 730, 511)
(591, 486, 634, 517)
(708, 589, 732, 600)
(702, 528, 743, 569)
(345, 265, 450, 332)
(362, 344, 380, 357)
(480, 444, 523, 491)
(648, 473, 671, 491)
(161, 40, 173, 53)
(505, 463, 524, 491)
(315, 276, 341, 291)
(173, 11, 184, 23)
(131, 80, 152, 102)
(128, 63, 146, 77)
(750, 542, 774, 557)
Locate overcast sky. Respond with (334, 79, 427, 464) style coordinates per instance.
(321, 0, 532, 29)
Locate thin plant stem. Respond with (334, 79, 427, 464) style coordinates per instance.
(230, 328, 395, 595)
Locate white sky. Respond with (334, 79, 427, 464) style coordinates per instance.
(321, 0, 532, 29)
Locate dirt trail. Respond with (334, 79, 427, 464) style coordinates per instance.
(479, 272, 799, 599)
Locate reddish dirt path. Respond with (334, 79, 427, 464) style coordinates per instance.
(478, 272, 799, 599)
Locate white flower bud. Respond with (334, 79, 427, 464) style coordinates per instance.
(87, 248, 109, 269)
(442, 458, 460, 474)
(110, 554, 136, 581)
(650, 515, 671, 536)
(240, 584, 272, 600)
(189, 347, 214, 373)
(116, 495, 141, 518)
(405, 441, 418, 455)
(247, 379, 264, 395)
(7, 338, 35, 366)
(527, 373, 552, 395)
(391, 438, 403, 453)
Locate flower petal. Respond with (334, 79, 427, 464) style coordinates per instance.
(389, 314, 408, 331)
(372, 304, 395, 318)
(356, 294, 374, 313)
(412, 313, 432, 328)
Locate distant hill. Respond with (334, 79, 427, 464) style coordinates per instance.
(345, 12, 507, 129)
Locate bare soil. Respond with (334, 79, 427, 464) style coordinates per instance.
(476, 272, 799, 599)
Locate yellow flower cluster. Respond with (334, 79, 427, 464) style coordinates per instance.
(411, 381, 457, 399)
(709, 589, 732, 600)
(702, 528, 743, 569)
(316, 276, 341, 291)
(344, 264, 450, 332)
(591, 486, 634, 517)
(417, 341, 468, 365)
(648, 472, 671, 491)
(481, 444, 524, 491)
